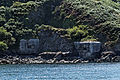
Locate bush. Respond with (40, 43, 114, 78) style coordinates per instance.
(0, 42, 8, 52)
(67, 25, 89, 41)
(67, 25, 97, 41)
(81, 36, 97, 42)
(0, 27, 12, 41)
(0, 27, 15, 46)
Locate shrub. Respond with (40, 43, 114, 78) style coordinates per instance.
(67, 25, 97, 41)
(0, 27, 12, 41)
(0, 27, 15, 46)
(67, 25, 89, 41)
(0, 42, 8, 52)
(81, 36, 97, 42)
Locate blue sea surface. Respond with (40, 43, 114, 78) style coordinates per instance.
(0, 63, 120, 80)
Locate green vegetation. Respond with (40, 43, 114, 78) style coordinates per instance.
(0, 27, 15, 46)
(0, 0, 119, 51)
(0, 42, 8, 52)
(67, 25, 96, 41)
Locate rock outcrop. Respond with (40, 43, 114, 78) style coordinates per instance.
(0, 52, 81, 64)
(97, 51, 117, 62)
(38, 25, 74, 53)
(1, 51, 120, 64)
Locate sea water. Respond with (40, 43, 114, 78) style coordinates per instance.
(0, 63, 120, 80)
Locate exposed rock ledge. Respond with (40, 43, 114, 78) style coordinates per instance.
(0, 51, 120, 64)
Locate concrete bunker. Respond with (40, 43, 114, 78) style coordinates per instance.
(19, 38, 101, 59)
(74, 41, 101, 59)
(20, 39, 39, 54)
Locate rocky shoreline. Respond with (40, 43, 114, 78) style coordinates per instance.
(0, 51, 120, 64)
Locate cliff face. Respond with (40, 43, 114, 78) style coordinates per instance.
(38, 25, 74, 53)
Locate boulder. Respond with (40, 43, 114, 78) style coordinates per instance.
(0, 59, 11, 64)
(101, 51, 116, 57)
(112, 56, 120, 62)
(99, 51, 117, 62)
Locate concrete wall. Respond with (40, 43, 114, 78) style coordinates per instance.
(19, 31, 101, 59)
(74, 41, 101, 59)
(20, 39, 39, 54)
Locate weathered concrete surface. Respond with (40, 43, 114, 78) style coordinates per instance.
(74, 41, 101, 59)
(20, 39, 39, 54)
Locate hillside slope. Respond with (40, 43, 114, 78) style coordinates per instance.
(0, 0, 120, 51)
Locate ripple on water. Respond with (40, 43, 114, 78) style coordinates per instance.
(0, 63, 120, 80)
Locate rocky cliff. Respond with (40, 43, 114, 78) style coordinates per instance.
(38, 25, 74, 53)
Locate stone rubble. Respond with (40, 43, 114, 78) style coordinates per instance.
(0, 51, 120, 64)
